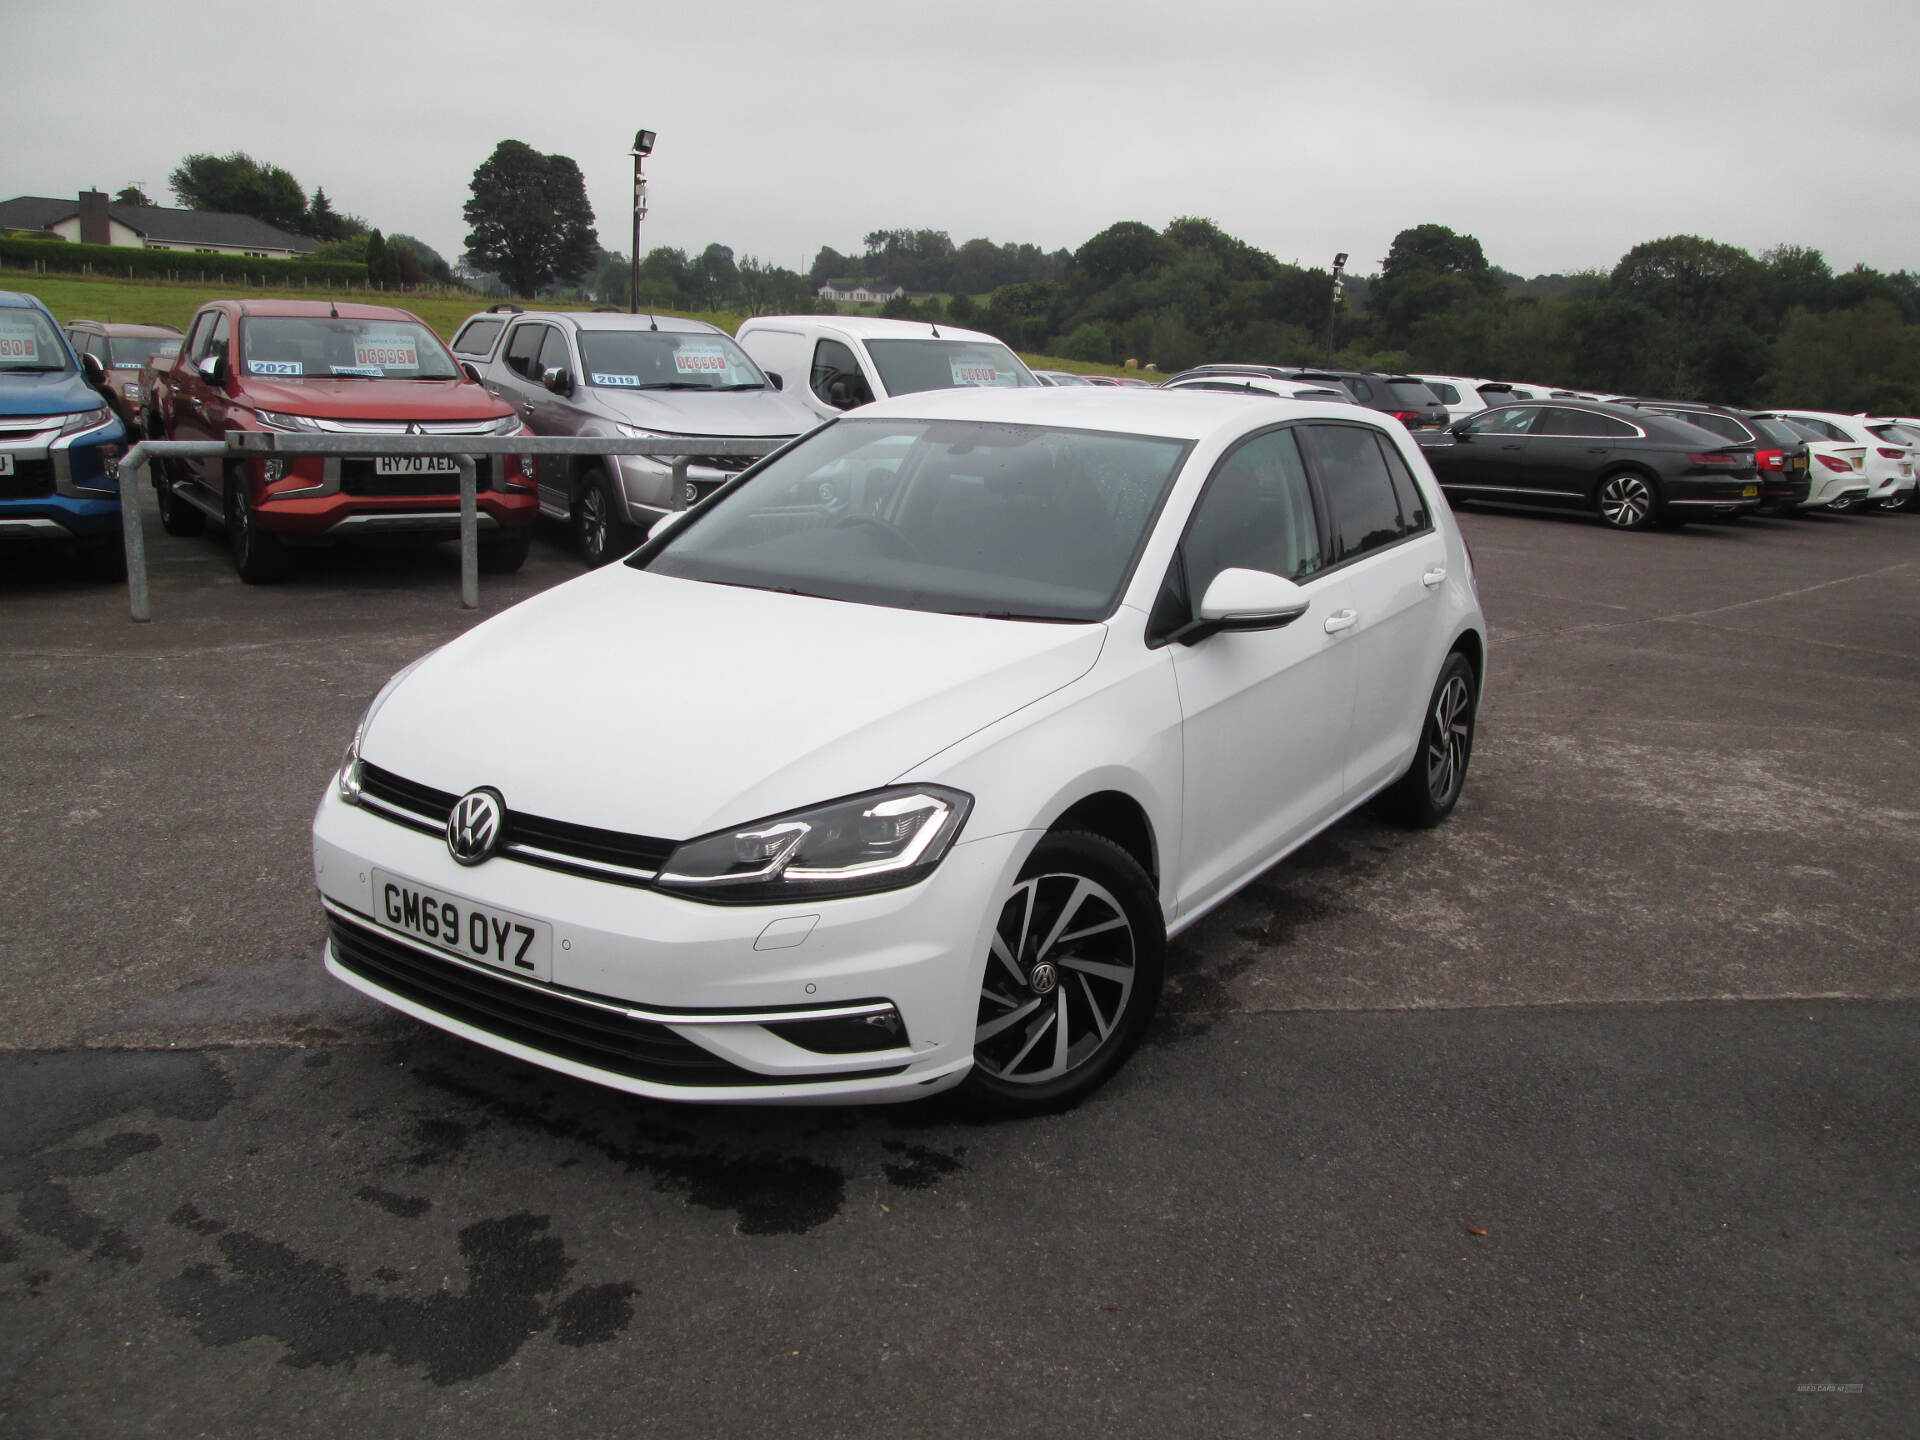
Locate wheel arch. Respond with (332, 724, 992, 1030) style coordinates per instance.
(1045, 789, 1159, 885)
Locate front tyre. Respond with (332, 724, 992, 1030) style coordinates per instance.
(226, 468, 287, 584)
(576, 467, 636, 567)
(1596, 470, 1658, 530)
(1382, 651, 1478, 828)
(960, 831, 1164, 1115)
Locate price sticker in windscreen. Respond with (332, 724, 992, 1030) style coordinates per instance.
(950, 354, 1003, 386)
(0, 321, 41, 363)
(353, 331, 420, 371)
(672, 344, 731, 376)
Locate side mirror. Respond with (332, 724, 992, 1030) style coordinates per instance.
(460, 360, 483, 384)
(195, 353, 226, 388)
(1449, 420, 1471, 438)
(541, 365, 572, 395)
(1182, 568, 1310, 643)
(647, 510, 689, 541)
(766, 371, 784, 391)
(81, 352, 108, 388)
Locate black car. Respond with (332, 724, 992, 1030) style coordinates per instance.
(1623, 401, 1811, 513)
(1415, 399, 1763, 530)
(1275, 368, 1451, 430)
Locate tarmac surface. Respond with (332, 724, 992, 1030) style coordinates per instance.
(1, 489, 1916, 1435)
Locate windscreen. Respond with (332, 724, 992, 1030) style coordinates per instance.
(863, 339, 1039, 396)
(105, 335, 181, 370)
(239, 316, 459, 379)
(0, 307, 69, 372)
(639, 418, 1190, 622)
(577, 330, 764, 390)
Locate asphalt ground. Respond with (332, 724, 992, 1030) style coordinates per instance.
(1, 490, 1916, 1435)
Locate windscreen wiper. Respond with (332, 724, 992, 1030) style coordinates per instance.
(635, 382, 708, 391)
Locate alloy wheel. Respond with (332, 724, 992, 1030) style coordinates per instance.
(1426, 672, 1474, 806)
(580, 484, 607, 561)
(974, 872, 1136, 1085)
(1598, 474, 1653, 528)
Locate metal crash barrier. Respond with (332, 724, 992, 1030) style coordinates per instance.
(114, 432, 783, 622)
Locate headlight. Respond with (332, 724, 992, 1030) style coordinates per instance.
(337, 651, 437, 804)
(656, 786, 972, 903)
(615, 423, 659, 440)
(486, 416, 523, 436)
(255, 409, 324, 433)
(59, 407, 112, 435)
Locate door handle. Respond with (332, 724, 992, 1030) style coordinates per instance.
(1422, 566, 1447, 588)
(1323, 608, 1358, 634)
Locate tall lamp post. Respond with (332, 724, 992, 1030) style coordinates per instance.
(1324, 251, 1348, 364)
(628, 129, 656, 314)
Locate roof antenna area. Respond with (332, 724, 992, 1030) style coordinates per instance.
(930, 321, 940, 337)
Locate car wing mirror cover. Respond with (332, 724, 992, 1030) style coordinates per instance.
(195, 354, 226, 387)
(1193, 568, 1311, 635)
(647, 510, 690, 541)
(766, 370, 784, 391)
(542, 365, 572, 395)
(82, 352, 108, 387)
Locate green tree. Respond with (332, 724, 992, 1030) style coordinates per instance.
(462, 140, 599, 298)
(113, 184, 152, 207)
(694, 243, 739, 309)
(363, 229, 394, 287)
(168, 152, 309, 232)
(1073, 222, 1168, 291)
(303, 187, 365, 244)
(1372, 224, 1500, 345)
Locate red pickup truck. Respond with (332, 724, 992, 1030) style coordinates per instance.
(143, 299, 536, 581)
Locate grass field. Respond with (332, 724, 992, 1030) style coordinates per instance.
(0, 268, 1148, 379)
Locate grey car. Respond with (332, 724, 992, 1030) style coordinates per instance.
(450, 309, 820, 565)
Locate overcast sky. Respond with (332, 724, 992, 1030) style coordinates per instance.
(10, 0, 1920, 281)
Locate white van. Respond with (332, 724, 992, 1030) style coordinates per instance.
(735, 315, 1041, 422)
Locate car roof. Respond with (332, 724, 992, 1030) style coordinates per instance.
(850, 382, 1379, 442)
(0, 289, 52, 313)
(740, 314, 1007, 346)
(483, 310, 723, 337)
(218, 299, 426, 322)
(67, 319, 183, 337)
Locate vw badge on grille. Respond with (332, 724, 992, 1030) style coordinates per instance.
(447, 789, 504, 866)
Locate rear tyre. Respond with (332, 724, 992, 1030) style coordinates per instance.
(1382, 651, 1478, 829)
(959, 831, 1164, 1116)
(1596, 471, 1658, 530)
(478, 529, 531, 574)
(226, 469, 288, 584)
(575, 467, 636, 567)
(155, 460, 205, 536)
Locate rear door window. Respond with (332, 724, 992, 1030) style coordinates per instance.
(1530, 407, 1613, 437)
(1302, 423, 1405, 561)
(452, 318, 504, 357)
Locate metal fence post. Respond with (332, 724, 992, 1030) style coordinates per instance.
(119, 443, 152, 623)
(456, 454, 479, 610)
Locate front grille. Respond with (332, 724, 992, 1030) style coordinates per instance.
(0, 459, 55, 499)
(358, 762, 676, 886)
(327, 912, 757, 1084)
(341, 457, 494, 497)
(686, 454, 756, 473)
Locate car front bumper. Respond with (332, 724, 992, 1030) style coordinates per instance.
(312, 786, 1021, 1103)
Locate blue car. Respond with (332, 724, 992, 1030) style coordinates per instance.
(1, 289, 129, 579)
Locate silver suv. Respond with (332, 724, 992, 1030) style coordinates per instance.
(450, 308, 819, 564)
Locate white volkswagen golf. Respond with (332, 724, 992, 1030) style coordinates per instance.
(313, 387, 1487, 1112)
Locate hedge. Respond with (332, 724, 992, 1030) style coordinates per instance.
(0, 235, 365, 286)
